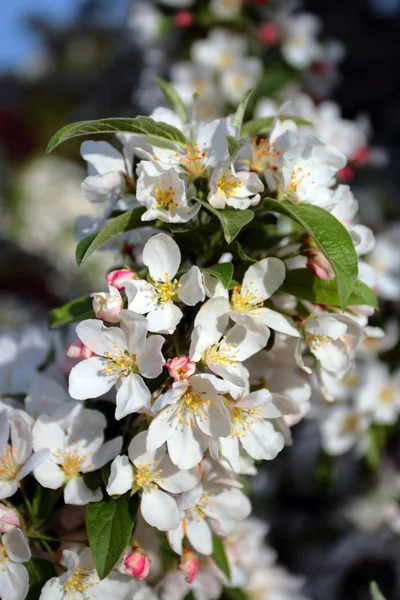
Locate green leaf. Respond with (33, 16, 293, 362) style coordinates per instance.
(202, 263, 234, 288)
(241, 115, 312, 138)
(233, 240, 257, 263)
(32, 486, 62, 524)
(281, 270, 378, 308)
(224, 588, 250, 600)
(24, 557, 57, 600)
(211, 536, 231, 581)
(155, 77, 187, 125)
(196, 199, 254, 243)
(46, 116, 187, 152)
(264, 198, 358, 308)
(232, 89, 253, 130)
(227, 135, 246, 159)
(76, 207, 146, 266)
(370, 582, 387, 600)
(48, 295, 94, 329)
(86, 494, 139, 580)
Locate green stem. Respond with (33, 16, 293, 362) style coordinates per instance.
(19, 484, 34, 521)
(27, 532, 85, 545)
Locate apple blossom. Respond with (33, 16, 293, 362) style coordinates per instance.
(0, 528, 31, 600)
(166, 355, 196, 382)
(355, 362, 400, 425)
(0, 504, 20, 533)
(91, 284, 123, 323)
(208, 162, 264, 210)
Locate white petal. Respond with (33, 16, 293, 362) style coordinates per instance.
(146, 407, 175, 454)
(38, 579, 64, 600)
(10, 413, 32, 466)
(140, 489, 180, 531)
(125, 280, 157, 314)
(219, 436, 241, 472)
(119, 310, 148, 355)
(80, 140, 125, 174)
(225, 314, 270, 361)
(64, 477, 102, 505)
(76, 319, 127, 356)
(257, 308, 300, 337)
(17, 448, 50, 481)
(0, 561, 29, 600)
(32, 417, 65, 453)
(242, 258, 286, 302)
(89, 437, 122, 471)
(3, 528, 31, 562)
(146, 304, 182, 334)
(106, 455, 133, 496)
(33, 459, 65, 489)
(128, 430, 165, 467)
(157, 455, 200, 493)
(143, 233, 181, 281)
(115, 374, 151, 420)
(241, 420, 285, 460)
(167, 522, 184, 555)
(197, 396, 231, 438)
(0, 481, 18, 499)
(137, 335, 165, 378)
(186, 518, 213, 555)
(81, 171, 125, 203)
(306, 316, 347, 340)
(69, 357, 115, 401)
(178, 267, 205, 306)
(167, 426, 207, 470)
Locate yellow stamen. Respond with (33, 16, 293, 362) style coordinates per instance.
(231, 285, 263, 315)
(152, 274, 180, 305)
(103, 346, 136, 378)
(0, 446, 19, 481)
(217, 174, 242, 197)
(154, 184, 177, 210)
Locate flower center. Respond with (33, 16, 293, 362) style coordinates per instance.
(175, 390, 211, 427)
(251, 137, 280, 172)
(204, 339, 239, 367)
(0, 446, 19, 481)
(341, 414, 360, 434)
(379, 385, 395, 405)
(64, 568, 95, 593)
(154, 182, 177, 210)
(135, 464, 163, 493)
(231, 406, 262, 437)
(288, 166, 314, 196)
(176, 143, 208, 178)
(55, 447, 89, 478)
(231, 286, 263, 314)
(153, 275, 180, 305)
(104, 346, 136, 379)
(217, 174, 242, 197)
(305, 332, 331, 352)
(187, 493, 215, 522)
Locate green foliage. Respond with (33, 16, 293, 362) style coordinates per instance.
(232, 89, 253, 130)
(86, 494, 139, 580)
(202, 263, 234, 288)
(75, 207, 146, 266)
(265, 198, 358, 308)
(227, 135, 247, 159)
(241, 115, 312, 138)
(48, 295, 94, 329)
(24, 557, 57, 599)
(224, 588, 250, 600)
(370, 582, 387, 600)
(155, 77, 187, 124)
(211, 535, 231, 581)
(32, 486, 62, 525)
(281, 269, 378, 308)
(197, 199, 254, 243)
(46, 117, 187, 152)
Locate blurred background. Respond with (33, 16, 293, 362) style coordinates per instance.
(1, 1, 400, 599)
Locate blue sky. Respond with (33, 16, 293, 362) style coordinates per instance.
(0, 0, 81, 69)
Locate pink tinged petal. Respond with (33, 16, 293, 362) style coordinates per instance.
(167, 522, 184, 555)
(186, 518, 213, 555)
(137, 335, 165, 378)
(17, 449, 50, 481)
(257, 308, 300, 337)
(124, 280, 157, 314)
(178, 267, 205, 306)
(10, 414, 32, 466)
(167, 425, 206, 470)
(197, 397, 231, 438)
(69, 357, 115, 401)
(76, 319, 127, 356)
(128, 430, 166, 467)
(115, 374, 151, 420)
(88, 437, 122, 472)
(240, 420, 285, 460)
(0, 560, 29, 600)
(140, 488, 180, 531)
(33, 459, 65, 489)
(157, 455, 200, 493)
(3, 528, 31, 562)
(64, 476, 102, 506)
(146, 304, 183, 335)
(242, 257, 286, 302)
(143, 233, 181, 281)
(106, 455, 133, 496)
(119, 310, 148, 355)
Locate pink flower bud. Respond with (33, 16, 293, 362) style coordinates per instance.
(106, 269, 136, 291)
(258, 22, 279, 45)
(174, 10, 194, 28)
(0, 504, 21, 533)
(91, 285, 123, 323)
(337, 165, 355, 183)
(179, 549, 199, 584)
(306, 250, 335, 281)
(166, 356, 196, 382)
(352, 145, 370, 167)
(312, 61, 330, 75)
(67, 338, 94, 360)
(124, 546, 150, 580)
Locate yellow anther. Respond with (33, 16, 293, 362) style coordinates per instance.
(0, 446, 19, 481)
(152, 274, 180, 305)
(103, 348, 136, 379)
(154, 185, 177, 210)
(231, 286, 263, 315)
(217, 175, 242, 197)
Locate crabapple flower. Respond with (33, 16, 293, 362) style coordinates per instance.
(208, 162, 264, 210)
(136, 161, 200, 223)
(166, 356, 196, 382)
(124, 545, 151, 580)
(106, 431, 200, 531)
(192, 29, 247, 72)
(210, 0, 241, 20)
(0, 410, 49, 499)
(0, 504, 20, 533)
(125, 233, 205, 334)
(220, 57, 262, 104)
(40, 547, 135, 599)
(146, 373, 231, 470)
(69, 311, 165, 420)
(32, 403, 121, 505)
(367, 224, 400, 300)
(280, 13, 323, 69)
(0, 528, 31, 600)
(190, 298, 270, 387)
(320, 406, 371, 456)
(355, 362, 400, 425)
(91, 284, 123, 323)
(160, 564, 222, 600)
(179, 549, 199, 584)
(106, 268, 136, 290)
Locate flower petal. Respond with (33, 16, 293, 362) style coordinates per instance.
(143, 233, 181, 281)
(140, 489, 180, 531)
(3, 528, 31, 563)
(115, 374, 151, 420)
(106, 455, 133, 496)
(178, 267, 205, 306)
(146, 304, 182, 334)
(242, 258, 286, 302)
(64, 477, 102, 506)
(69, 357, 115, 401)
(76, 319, 127, 356)
(137, 335, 165, 378)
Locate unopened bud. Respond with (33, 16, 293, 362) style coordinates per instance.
(179, 549, 199, 584)
(174, 10, 194, 28)
(337, 165, 355, 183)
(67, 338, 94, 360)
(258, 22, 279, 45)
(124, 546, 150, 580)
(91, 285, 123, 323)
(0, 504, 21, 533)
(166, 356, 196, 382)
(306, 250, 335, 281)
(106, 269, 136, 291)
(352, 145, 370, 167)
